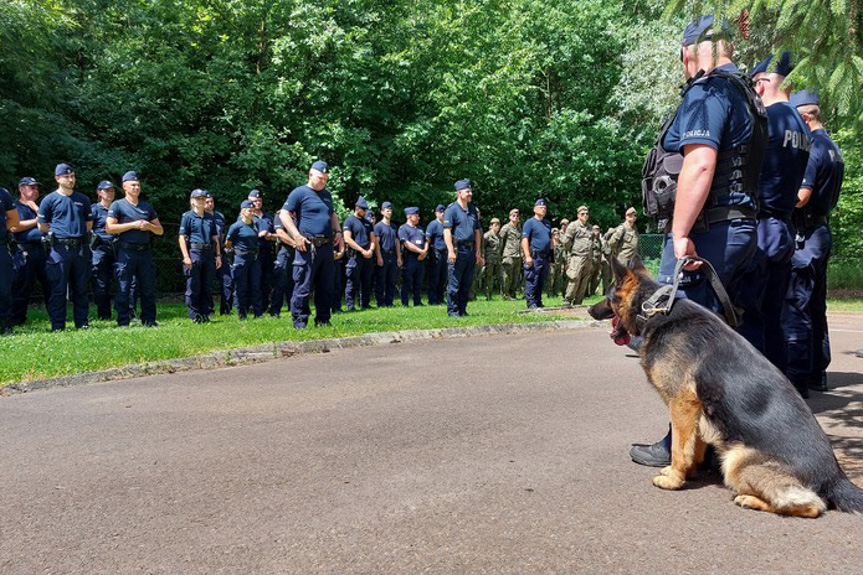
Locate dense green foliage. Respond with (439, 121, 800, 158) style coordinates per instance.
(0, 0, 859, 255)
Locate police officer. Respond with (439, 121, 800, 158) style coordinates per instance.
(608, 207, 640, 267)
(343, 196, 377, 311)
(269, 210, 296, 317)
(499, 208, 522, 300)
(562, 205, 593, 305)
(399, 207, 427, 306)
(37, 163, 93, 331)
(737, 53, 811, 373)
(10, 177, 49, 325)
(783, 89, 844, 395)
(179, 189, 222, 323)
(105, 171, 163, 327)
(1, 186, 21, 335)
(630, 15, 765, 467)
(444, 179, 483, 317)
(522, 198, 553, 309)
(374, 201, 401, 307)
(89, 180, 117, 320)
(205, 193, 233, 316)
(248, 189, 276, 315)
(280, 160, 343, 329)
(425, 204, 447, 305)
(482, 218, 503, 300)
(227, 200, 264, 319)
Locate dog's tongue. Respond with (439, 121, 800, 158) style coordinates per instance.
(611, 316, 631, 347)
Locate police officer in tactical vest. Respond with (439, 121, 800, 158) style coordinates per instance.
(632, 15, 767, 467)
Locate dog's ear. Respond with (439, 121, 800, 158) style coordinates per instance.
(628, 255, 647, 274)
(611, 256, 629, 284)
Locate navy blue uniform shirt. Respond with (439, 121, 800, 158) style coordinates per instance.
(425, 219, 446, 250)
(0, 187, 14, 241)
(179, 210, 217, 245)
(801, 128, 844, 216)
(443, 202, 480, 242)
(254, 212, 275, 250)
(374, 221, 398, 252)
(212, 211, 227, 246)
(343, 214, 373, 248)
(13, 201, 43, 244)
(523, 217, 552, 254)
(109, 199, 159, 244)
(399, 223, 426, 255)
(283, 185, 334, 237)
(227, 220, 260, 252)
(91, 203, 114, 242)
(37, 191, 93, 239)
(663, 63, 757, 210)
(758, 102, 811, 216)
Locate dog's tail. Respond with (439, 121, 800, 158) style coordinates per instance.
(826, 476, 863, 513)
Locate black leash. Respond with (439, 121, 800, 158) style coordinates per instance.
(636, 256, 741, 330)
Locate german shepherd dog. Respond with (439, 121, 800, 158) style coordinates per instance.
(588, 256, 863, 517)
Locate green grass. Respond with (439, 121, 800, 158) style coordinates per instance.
(0, 297, 583, 386)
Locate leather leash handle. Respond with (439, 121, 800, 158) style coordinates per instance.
(675, 256, 741, 328)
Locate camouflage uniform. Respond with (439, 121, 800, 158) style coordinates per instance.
(608, 220, 639, 267)
(482, 228, 503, 299)
(547, 230, 566, 297)
(499, 220, 522, 299)
(587, 228, 606, 296)
(563, 218, 592, 305)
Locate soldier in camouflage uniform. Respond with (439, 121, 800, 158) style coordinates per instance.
(608, 206, 640, 267)
(587, 224, 605, 296)
(562, 205, 593, 306)
(546, 228, 566, 298)
(499, 208, 522, 300)
(482, 217, 503, 300)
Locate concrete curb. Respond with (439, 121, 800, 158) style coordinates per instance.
(3, 320, 600, 396)
(857, 349, 863, 359)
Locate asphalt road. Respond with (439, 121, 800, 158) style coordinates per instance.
(2, 316, 863, 575)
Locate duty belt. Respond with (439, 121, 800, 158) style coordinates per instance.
(233, 248, 258, 256)
(56, 238, 84, 247)
(119, 242, 151, 252)
(455, 240, 474, 249)
(383, 249, 396, 255)
(690, 206, 757, 234)
(189, 243, 213, 250)
(18, 242, 42, 249)
(304, 235, 332, 247)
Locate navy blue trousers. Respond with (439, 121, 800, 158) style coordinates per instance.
(737, 217, 795, 371)
(345, 253, 374, 310)
(447, 245, 476, 316)
(46, 243, 91, 330)
(291, 242, 335, 327)
(116, 248, 156, 325)
(428, 249, 447, 304)
(783, 224, 832, 388)
(375, 252, 398, 307)
(258, 247, 274, 314)
(185, 249, 216, 320)
(0, 246, 13, 330)
(91, 243, 115, 320)
(524, 254, 549, 308)
(232, 254, 262, 318)
(11, 244, 50, 324)
(269, 246, 294, 316)
(401, 256, 425, 306)
(332, 257, 345, 313)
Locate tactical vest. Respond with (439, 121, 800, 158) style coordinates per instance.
(642, 68, 767, 232)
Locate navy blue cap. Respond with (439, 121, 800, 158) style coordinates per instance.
(240, 200, 255, 209)
(355, 196, 369, 210)
(310, 160, 328, 174)
(97, 180, 115, 190)
(247, 189, 261, 198)
(435, 204, 445, 212)
(682, 15, 731, 46)
(790, 89, 820, 107)
(405, 206, 419, 215)
(535, 198, 547, 207)
(18, 177, 39, 187)
(190, 188, 208, 199)
(203, 190, 212, 198)
(55, 163, 74, 176)
(454, 179, 472, 191)
(751, 52, 794, 78)
(381, 201, 393, 210)
(122, 171, 139, 183)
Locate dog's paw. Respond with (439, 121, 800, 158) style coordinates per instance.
(653, 473, 685, 490)
(659, 465, 673, 477)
